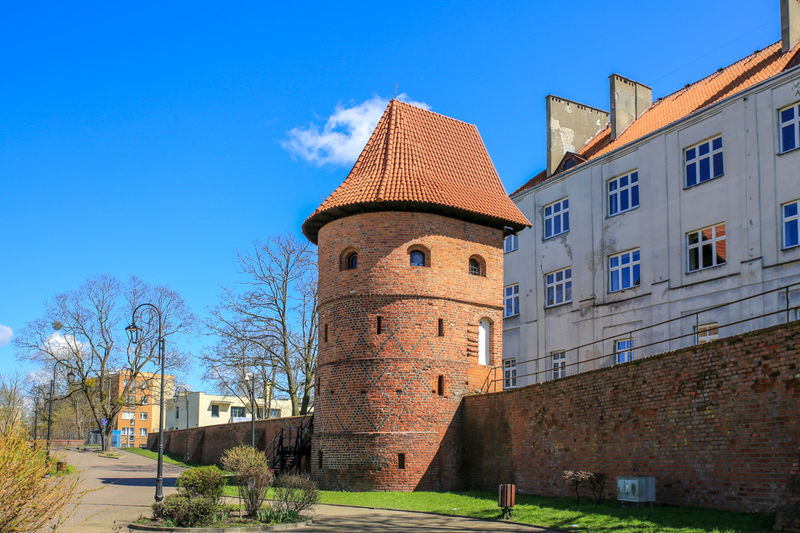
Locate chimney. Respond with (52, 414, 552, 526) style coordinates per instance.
(609, 74, 652, 141)
(782, 0, 800, 53)
(546, 95, 609, 176)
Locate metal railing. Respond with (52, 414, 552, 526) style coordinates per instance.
(483, 281, 800, 392)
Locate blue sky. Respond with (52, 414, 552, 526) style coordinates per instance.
(0, 1, 780, 389)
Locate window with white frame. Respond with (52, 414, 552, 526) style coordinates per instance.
(779, 102, 800, 153)
(210, 404, 219, 418)
(140, 412, 148, 421)
(552, 351, 566, 379)
(609, 249, 640, 292)
(615, 339, 634, 363)
(543, 198, 569, 238)
(231, 406, 246, 418)
(503, 358, 517, 388)
(608, 171, 639, 216)
(139, 428, 148, 437)
(504, 284, 519, 317)
(121, 411, 134, 420)
(687, 223, 726, 272)
(504, 234, 519, 253)
(545, 267, 572, 307)
(695, 323, 719, 344)
(783, 200, 800, 249)
(685, 136, 723, 187)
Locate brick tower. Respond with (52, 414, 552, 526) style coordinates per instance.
(302, 100, 530, 491)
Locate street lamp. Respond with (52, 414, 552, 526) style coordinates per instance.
(126, 303, 166, 503)
(244, 372, 255, 447)
(173, 387, 191, 462)
(46, 361, 75, 458)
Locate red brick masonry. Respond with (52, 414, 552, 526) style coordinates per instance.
(463, 321, 800, 514)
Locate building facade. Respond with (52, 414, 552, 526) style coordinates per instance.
(109, 371, 174, 448)
(164, 391, 292, 431)
(303, 100, 529, 490)
(503, 4, 800, 388)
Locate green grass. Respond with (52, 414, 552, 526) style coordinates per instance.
(221, 489, 773, 533)
(123, 447, 203, 468)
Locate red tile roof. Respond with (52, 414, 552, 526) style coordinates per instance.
(513, 41, 800, 196)
(303, 100, 531, 243)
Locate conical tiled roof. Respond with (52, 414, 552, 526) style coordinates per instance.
(302, 100, 531, 243)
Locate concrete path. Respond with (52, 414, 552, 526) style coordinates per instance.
(61, 448, 552, 532)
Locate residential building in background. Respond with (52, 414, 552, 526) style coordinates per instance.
(164, 391, 293, 431)
(109, 370, 174, 448)
(503, 1, 800, 388)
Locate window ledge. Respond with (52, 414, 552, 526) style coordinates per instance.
(606, 206, 640, 219)
(683, 173, 724, 190)
(543, 230, 569, 241)
(686, 263, 727, 275)
(595, 291, 651, 307)
(782, 244, 800, 251)
(544, 301, 572, 310)
(777, 146, 800, 156)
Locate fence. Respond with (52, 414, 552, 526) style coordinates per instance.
(484, 281, 800, 392)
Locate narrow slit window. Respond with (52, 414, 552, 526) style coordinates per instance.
(437, 375, 444, 396)
(377, 316, 382, 334)
(318, 450, 323, 469)
(398, 453, 406, 469)
(324, 323, 328, 343)
(437, 318, 444, 337)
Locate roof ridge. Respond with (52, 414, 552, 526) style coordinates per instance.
(376, 99, 397, 201)
(392, 99, 477, 127)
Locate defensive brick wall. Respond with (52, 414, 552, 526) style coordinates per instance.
(147, 415, 308, 466)
(461, 321, 800, 513)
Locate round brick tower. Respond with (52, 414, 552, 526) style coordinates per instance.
(302, 100, 530, 491)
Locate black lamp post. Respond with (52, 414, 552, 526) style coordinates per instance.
(126, 303, 166, 503)
(244, 372, 255, 447)
(46, 361, 75, 458)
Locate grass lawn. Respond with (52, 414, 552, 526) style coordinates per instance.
(221, 488, 773, 533)
(123, 447, 202, 468)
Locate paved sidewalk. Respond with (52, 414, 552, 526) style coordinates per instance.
(61, 448, 552, 532)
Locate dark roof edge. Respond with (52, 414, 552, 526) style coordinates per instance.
(302, 201, 531, 244)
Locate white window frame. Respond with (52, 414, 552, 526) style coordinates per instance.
(231, 406, 246, 418)
(686, 223, 727, 272)
(783, 200, 800, 249)
(504, 234, 519, 253)
(695, 322, 719, 344)
(684, 136, 724, 187)
(139, 428, 148, 437)
(121, 411, 134, 420)
(503, 358, 517, 389)
(139, 412, 148, 421)
(545, 267, 572, 307)
(608, 249, 640, 293)
(615, 339, 634, 363)
(608, 171, 639, 216)
(504, 284, 520, 318)
(552, 351, 566, 379)
(779, 102, 800, 154)
(543, 198, 569, 239)
(210, 404, 220, 418)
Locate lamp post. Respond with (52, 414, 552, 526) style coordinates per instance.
(125, 303, 166, 503)
(244, 372, 255, 447)
(46, 361, 75, 458)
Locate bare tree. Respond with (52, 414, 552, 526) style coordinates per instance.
(0, 372, 27, 434)
(205, 235, 317, 416)
(15, 275, 194, 450)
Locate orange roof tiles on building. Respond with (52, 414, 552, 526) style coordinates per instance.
(302, 100, 531, 243)
(513, 41, 800, 196)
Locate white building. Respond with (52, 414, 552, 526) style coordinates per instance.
(502, 2, 800, 388)
(164, 391, 294, 431)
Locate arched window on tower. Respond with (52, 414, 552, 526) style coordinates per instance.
(408, 245, 430, 267)
(478, 318, 490, 366)
(340, 249, 358, 271)
(410, 250, 425, 267)
(469, 255, 486, 276)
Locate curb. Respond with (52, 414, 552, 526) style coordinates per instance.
(127, 518, 312, 532)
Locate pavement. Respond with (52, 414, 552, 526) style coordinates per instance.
(60, 448, 552, 532)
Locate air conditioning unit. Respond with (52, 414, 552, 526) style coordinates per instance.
(617, 476, 655, 504)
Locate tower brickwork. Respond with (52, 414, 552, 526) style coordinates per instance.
(302, 100, 530, 491)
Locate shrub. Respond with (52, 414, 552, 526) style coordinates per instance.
(0, 427, 84, 532)
(152, 494, 224, 527)
(273, 474, 319, 514)
(562, 470, 606, 504)
(220, 445, 273, 517)
(176, 466, 225, 502)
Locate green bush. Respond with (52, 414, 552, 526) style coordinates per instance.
(220, 445, 273, 517)
(273, 474, 319, 514)
(176, 466, 225, 502)
(152, 494, 224, 527)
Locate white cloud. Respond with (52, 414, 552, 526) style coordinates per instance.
(281, 94, 430, 166)
(0, 324, 12, 347)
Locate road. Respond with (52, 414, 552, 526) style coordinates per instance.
(60, 448, 551, 532)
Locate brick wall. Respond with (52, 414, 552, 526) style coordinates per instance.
(148, 415, 308, 466)
(461, 321, 800, 513)
(776, 447, 800, 531)
(313, 211, 503, 491)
